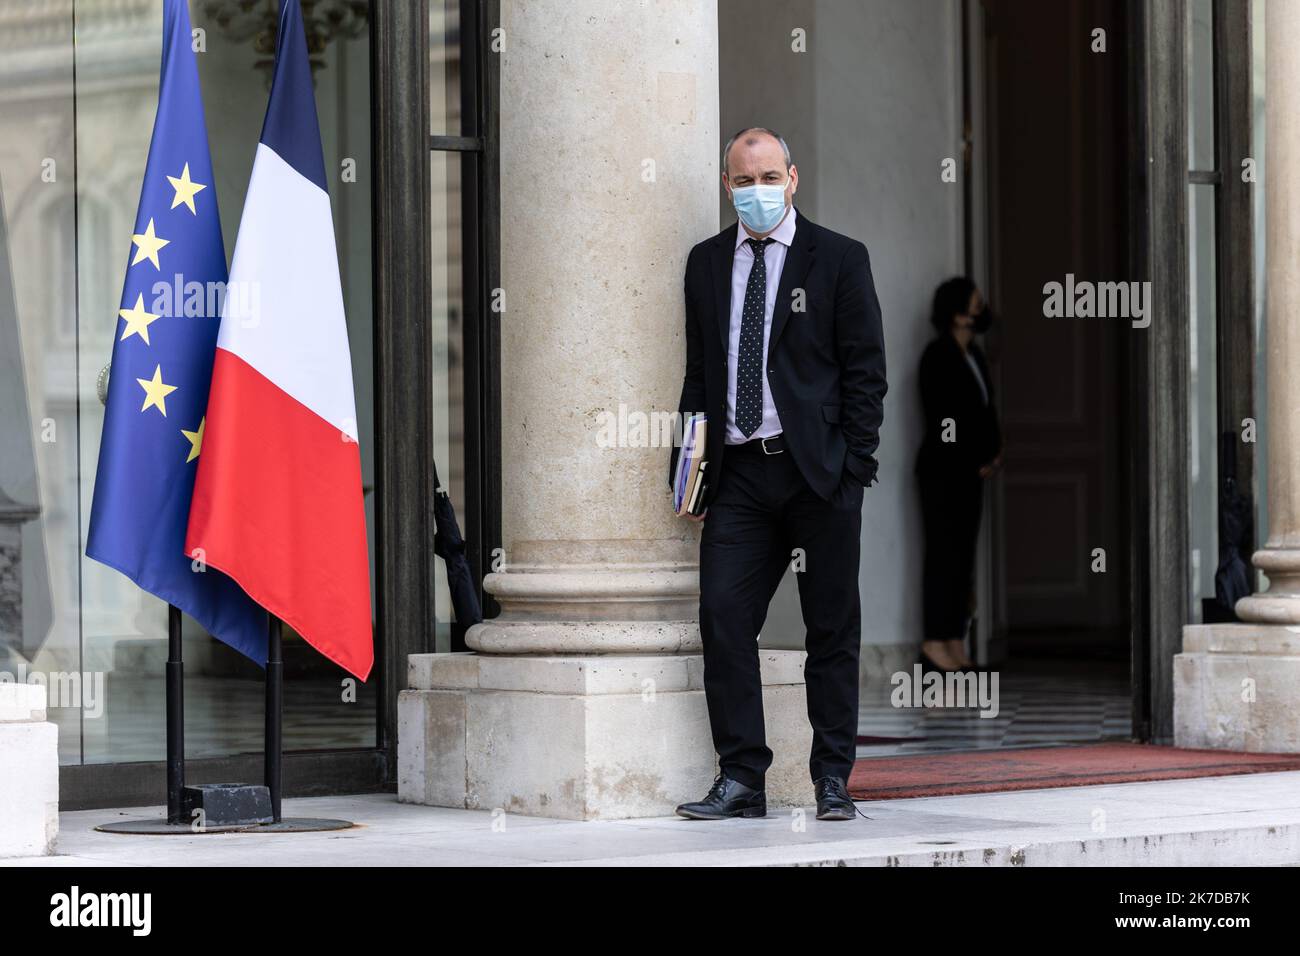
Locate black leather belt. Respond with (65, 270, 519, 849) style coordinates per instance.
(732, 433, 786, 455)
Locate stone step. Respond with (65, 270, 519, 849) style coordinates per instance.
(577, 818, 1300, 866)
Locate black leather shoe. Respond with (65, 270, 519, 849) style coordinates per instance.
(675, 773, 766, 820)
(814, 775, 857, 821)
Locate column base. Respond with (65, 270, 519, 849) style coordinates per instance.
(398, 649, 811, 820)
(1233, 593, 1300, 624)
(465, 566, 702, 654)
(0, 684, 59, 857)
(1175, 623, 1300, 751)
(1235, 547, 1300, 624)
(465, 619, 701, 655)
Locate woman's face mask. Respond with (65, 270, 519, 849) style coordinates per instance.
(959, 291, 993, 333)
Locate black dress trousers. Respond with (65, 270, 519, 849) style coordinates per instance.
(698, 441, 864, 789)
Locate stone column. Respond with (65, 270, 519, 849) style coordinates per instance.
(468, 0, 707, 654)
(1236, 0, 1300, 625)
(1176, 0, 1300, 751)
(399, 0, 810, 818)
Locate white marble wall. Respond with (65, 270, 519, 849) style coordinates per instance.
(0, 683, 58, 857)
(720, 1, 965, 654)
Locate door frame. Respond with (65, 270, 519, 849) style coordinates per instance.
(442, 0, 503, 649)
(1127, 0, 1255, 743)
(1126, 0, 1188, 745)
(960, 0, 999, 668)
(372, 0, 434, 787)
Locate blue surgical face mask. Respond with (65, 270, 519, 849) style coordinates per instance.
(731, 180, 790, 234)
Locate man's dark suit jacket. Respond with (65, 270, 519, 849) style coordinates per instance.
(671, 209, 887, 505)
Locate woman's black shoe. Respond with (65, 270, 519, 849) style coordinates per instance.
(918, 649, 958, 674)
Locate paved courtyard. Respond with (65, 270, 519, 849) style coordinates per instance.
(9, 769, 1300, 867)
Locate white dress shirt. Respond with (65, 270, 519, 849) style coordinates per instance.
(963, 349, 990, 405)
(725, 207, 796, 444)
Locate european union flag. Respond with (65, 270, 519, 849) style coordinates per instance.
(87, 0, 268, 664)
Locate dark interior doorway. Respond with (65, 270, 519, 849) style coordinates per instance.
(980, 0, 1134, 731)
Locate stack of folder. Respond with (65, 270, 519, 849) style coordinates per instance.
(673, 413, 709, 517)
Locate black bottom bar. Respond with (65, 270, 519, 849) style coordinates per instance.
(15, 869, 1282, 938)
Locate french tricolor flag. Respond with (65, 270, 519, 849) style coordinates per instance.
(186, 0, 372, 680)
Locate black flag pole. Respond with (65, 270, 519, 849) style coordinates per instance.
(96, 602, 262, 835)
(102, 608, 350, 834)
(165, 604, 185, 825)
(252, 615, 351, 833)
(265, 615, 283, 824)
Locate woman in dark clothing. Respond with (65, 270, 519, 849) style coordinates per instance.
(916, 277, 1002, 672)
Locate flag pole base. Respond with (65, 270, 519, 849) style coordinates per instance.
(94, 819, 256, 835)
(94, 817, 355, 835)
(245, 817, 355, 833)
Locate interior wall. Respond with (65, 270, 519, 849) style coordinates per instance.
(718, 0, 965, 667)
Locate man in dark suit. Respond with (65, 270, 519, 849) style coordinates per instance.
(672, 127, 887, 821)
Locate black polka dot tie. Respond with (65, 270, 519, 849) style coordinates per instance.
(736, 237, 773, 438)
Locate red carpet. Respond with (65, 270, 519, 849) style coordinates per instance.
(848, 743, 1300, 800)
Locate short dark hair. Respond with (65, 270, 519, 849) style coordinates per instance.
(930, 276, 978, 333)
(722, 127, 792, 176)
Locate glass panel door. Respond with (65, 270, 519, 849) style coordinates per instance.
(1, 0, 377, 769)
(0, 0, 79, 761)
